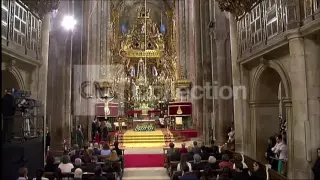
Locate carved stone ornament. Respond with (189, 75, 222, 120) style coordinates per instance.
(260, 57, 269, 66)
(20, 0, 60, 19)
(216, 0, 261, 17)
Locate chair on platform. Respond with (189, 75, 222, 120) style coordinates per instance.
(114, 122, 127, 131)
(175, 117, 183, 130)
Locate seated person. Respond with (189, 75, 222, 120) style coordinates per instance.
(17, 167, 28, 180)
(200, 146, 209, 160)
(74, 168, 83, 180)
(192, 154, 204, 171)
(177, 154, 192, 172)
(169, 148, 181, 162)
(112, 141, 122, 156)
(89, 167, 107, 180)
(192, 141, 201, 154)
(100, 143, 112, 156)
(70, 145, 81, 163)
(232, 154, 248, 170)
(167, 142, 175, 157)
(180, 164, 198, 180)
(205, 156, 220, 170)
(250, 162, 266, 180)
(107, 150, 121, 173)
(82, 156, 98, 172)
(82, 149, 92, 164)
(71, 158, 82, 172)
(53, 168, 63, 180)
(58, 155, 74, 173)
(109, 150, 120, 162)
(232, 162, 250, 180)
(33, 169, 48, 180)
(200, 142, 207, 153)
(180, 143, 188, 154)
(219, 167, 232, 180)
(44, 152, 57, 172)
(81, 144, 89, 155)
(207, 140, 220, 159)
(219, 154, 233, 169)
(93, 143, 101, 155)
(200, 165, 216, 180)
(187, 146, 195, 161)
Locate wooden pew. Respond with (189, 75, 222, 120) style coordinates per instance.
(44, 172, 116, 180)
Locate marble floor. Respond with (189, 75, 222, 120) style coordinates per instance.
(122, 167, 169, 180)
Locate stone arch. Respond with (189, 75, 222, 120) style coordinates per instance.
(249, 60, 292, 162)
(1, 68, 25, 95)
(251, 60, 291, 100)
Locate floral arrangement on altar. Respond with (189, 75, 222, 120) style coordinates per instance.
(135, 123, 155, 132)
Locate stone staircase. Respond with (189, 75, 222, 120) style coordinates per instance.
(117, 130, 174, 147)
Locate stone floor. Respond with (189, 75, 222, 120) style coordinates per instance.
(122, 168, 169, 180)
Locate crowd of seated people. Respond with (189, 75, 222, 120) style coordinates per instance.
(17, 141, 124, 180)
(166, 141, 267, 180)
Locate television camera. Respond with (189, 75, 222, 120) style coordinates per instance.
(8, 89, 42, 139)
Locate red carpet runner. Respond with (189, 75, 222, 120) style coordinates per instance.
(124, 154, 164, 168)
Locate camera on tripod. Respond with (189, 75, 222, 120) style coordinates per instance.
(13, 90, 40, 111)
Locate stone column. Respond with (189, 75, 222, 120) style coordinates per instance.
(38, 13, 50, 157)
(200, 0, 213, 144)
(194, 0, 203, 135)
(47, 0, 72, 154)
(187, 0, 197, 126)
(229, 13, 244, 152)
(304, 36, 320, 160)
(287, 32, 310, 179)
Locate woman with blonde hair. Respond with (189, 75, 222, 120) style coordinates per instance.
(109, 150, 120, 162)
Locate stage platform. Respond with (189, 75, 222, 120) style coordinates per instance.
(118, 129, 174, 148)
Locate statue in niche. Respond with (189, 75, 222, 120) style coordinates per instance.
(130, 65, 136, 77)
(141, 23, 146, 34)
(137, 59, 145, 78)
(152, 23, 157, 34)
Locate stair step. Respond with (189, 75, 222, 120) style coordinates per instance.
(122, 135, 171, 138)
(120, 139, 170, 143)
(118, 137, 174, 141)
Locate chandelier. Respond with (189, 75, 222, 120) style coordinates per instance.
(216, 0, 261, 17)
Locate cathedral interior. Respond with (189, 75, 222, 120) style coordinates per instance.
(1, 0, 320, 179)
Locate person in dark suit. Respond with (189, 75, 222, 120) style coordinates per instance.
(312, 148, 320, 180)
(45, 127, 51, 154)
(89, 167, 107, 180)
(92, 118, 97, 141)
(76, 125, 84, 149)
(2, 90, 16, 142)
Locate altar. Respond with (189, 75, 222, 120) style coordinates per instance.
(133, 119, 156, 129)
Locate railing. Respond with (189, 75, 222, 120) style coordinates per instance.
(304, 0, 320, 19)
(237, 0, 288, 58)
(237, 0, 320, 59)
(1, 0, 42, 61)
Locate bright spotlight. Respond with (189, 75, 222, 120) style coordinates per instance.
(62, 15, 76, 31)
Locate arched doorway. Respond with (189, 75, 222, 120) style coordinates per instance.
(1, 70, 20, 95)
(251, 62, 291, 163)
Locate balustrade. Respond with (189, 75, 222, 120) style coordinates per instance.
(1, 0, 42, 61)
(236, 0, 319, 58)
(304, 0, 320, 18)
